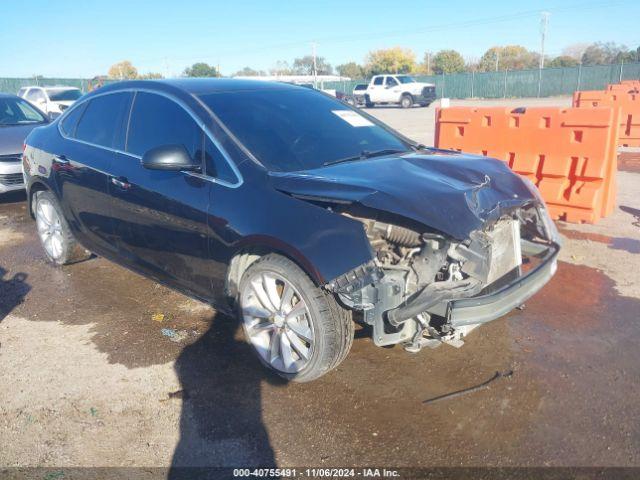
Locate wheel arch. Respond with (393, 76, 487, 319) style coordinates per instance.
(225, 238, 325, 305)
(27, 180, 50, 219)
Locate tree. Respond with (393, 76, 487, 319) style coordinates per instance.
(108, 60, 138, 79)
(562, 43, 590, 61)
(138, 72, 164, 79)
(336, 62, 364, 79)
(183, 62, 220, 77)
(233, 66, 266, 77)
(478, 45, 539, 72)
(432, 49, 465, 74)
(365, 47, 416, 75)
(292, 55, 333, 75)
(581, 42, 635, 65)
(546, 56, 579, 68)
(269, 61, 293, 76)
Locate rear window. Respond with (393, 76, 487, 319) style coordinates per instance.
(60, 103, 87, 137)
(46, 89, 82, 102)
(75, 93, 132, 148)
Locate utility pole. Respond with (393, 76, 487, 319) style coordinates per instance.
(426, 52, 431, 75)
(311, 42, 318, 88)
(538, 11, 550, 97)
(539, 12, 550, 69)
(495, 49, 500, 72)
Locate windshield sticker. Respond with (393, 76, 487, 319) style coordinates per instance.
(332, 110, 374, 127)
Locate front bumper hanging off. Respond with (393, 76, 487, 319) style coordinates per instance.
(446, 240, 559, 327)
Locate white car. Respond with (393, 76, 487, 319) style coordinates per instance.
(364, 74, 436, 108)
(18, 86, 82, 116)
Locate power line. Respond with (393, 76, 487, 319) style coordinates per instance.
(118, 0, 632, 73)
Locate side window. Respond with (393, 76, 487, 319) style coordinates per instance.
(373, 77, 383, 86)
(204, 135, 237, 184)
(75, 92, 132, 148)
(26, 89, 45, 102)
(18, 88, 27, 97)
(126, 92, 201, 160)
(386, 77, 398, 87)
(59, 103, 87, 137)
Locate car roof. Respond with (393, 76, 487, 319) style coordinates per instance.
(95, 78, 302, 97)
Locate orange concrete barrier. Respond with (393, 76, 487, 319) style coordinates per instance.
(434, 106, 620, 224)
(607, 84, 639, 93)
(573, 89, 640, 147)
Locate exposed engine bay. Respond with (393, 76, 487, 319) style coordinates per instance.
(326, 204, 559, 352)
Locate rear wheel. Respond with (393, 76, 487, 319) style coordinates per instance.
(35, 191, 89, 266)
(400, 94, 413, 109)
(238, 254, 353, 382)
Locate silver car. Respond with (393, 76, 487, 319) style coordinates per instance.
(0, 93, 49, 194)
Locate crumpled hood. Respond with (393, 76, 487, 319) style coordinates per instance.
(269, 151, 537, 240)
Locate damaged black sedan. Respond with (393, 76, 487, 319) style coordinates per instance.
(23, 79, 560, 382)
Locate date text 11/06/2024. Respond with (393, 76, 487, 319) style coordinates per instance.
(233, 468, 400, 477)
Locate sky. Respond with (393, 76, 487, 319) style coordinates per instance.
(1, 0, 638, 78)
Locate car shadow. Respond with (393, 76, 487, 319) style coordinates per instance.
(0, 266, 30, 323)
(169, 311, 285, 477)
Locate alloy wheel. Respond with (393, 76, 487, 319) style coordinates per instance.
(241, 271, 315, 374)
(36, 197, 65, 261)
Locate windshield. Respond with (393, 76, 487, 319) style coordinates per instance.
(46, 88, 82, 101)
(200, 88, 409, 172)
(396, 75, 416, 84)
(0, 97, 47, 125)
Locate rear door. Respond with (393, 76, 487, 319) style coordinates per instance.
(55, 92, 132, 254)
(108, 91, 212, 298)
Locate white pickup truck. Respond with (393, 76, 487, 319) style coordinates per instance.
(364, 74, 436, 108)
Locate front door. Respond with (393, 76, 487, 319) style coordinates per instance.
(108, 91, 212, 298)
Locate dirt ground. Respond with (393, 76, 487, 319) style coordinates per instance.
(1, 97, 640, 471)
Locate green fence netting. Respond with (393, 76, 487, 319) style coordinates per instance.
(2, 62, 639, 99)
(320, 62, 640, 98)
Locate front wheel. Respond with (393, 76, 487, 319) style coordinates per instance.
(238, 254, 353, 382)
(400, 94, 414, 109)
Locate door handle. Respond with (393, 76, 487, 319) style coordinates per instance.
(53, 155, 69, 165)
(111, 176, 131, 190)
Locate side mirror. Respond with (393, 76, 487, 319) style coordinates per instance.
(141, 144, 200, 172)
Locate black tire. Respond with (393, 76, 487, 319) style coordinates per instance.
(238, 253, 354, 382)
(364, 95, 375, 108)
(400, 94, 413, 109)
(34, 190, 90, 266)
